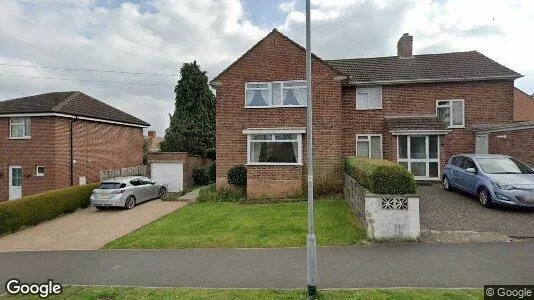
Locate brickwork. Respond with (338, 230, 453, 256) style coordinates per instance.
(146, 152, 209, 187)
(488, 129, 534, 166)
(215, 30, 517, 198)
(514, 88, 534, 121)
(0, 116, 144, 201)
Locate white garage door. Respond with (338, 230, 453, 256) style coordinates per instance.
(151, 162, 184, 193)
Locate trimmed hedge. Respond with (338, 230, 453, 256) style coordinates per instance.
(227, 165, 247, 188)
(197, 184, 245, 203)
(0, 183, 98, 235)
(344, 157, 417, 195)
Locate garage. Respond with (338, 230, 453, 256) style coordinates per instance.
(151, 162, 184, 193)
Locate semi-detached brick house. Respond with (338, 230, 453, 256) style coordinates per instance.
(0, 91, 149, 201)
(211, 29, 528, 199)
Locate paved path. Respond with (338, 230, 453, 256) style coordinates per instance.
(0, 199, 187, 252)
(419, 184, 534, 238)
(0, 242, 533, 292)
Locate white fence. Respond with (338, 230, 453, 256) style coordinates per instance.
(100, 165, 148, 181)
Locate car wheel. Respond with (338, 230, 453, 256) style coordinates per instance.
(124, 195, 136, 210)
(443, 176, 452, 191)
(478, 187, 493, 208)
(158, 187, 167, 199)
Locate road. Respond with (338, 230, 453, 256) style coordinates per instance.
(1, 242, 533, 293)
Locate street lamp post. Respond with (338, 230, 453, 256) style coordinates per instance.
(305, 0, 317, 298)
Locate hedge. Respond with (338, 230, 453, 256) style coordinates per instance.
(227, 165, 247, 188)
(0, 183, 98, 235)
(344, 157, 417, 195)
(192, 167, 210, 186)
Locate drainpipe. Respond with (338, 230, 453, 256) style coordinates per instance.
(70, 118, 76, 186)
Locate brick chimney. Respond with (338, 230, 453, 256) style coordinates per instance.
(397, 33, 413, 58)
(147, 130, 156, 139)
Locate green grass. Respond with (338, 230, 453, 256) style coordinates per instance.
(4, 286, 483, 299)
(103, 197, 364, 249)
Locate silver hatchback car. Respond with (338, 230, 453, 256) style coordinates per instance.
(90, 176, 167, 210)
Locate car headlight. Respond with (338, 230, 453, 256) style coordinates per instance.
(492, 181, 515, 190)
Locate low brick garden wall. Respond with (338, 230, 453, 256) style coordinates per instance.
(343, 173, 420, 240)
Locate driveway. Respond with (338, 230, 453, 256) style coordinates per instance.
(419, 184, 534, 238)
(0, 199, 187, 252)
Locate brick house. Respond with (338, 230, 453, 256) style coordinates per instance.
(0, 91, 149, 201)
(211, 29, 525, 199)
(514, 87, 534, 121)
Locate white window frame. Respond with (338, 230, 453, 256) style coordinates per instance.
(356, 86, 382, 110)
(436, 99, 465, 128)
(36, 166, 45, 177)
(245, 80, 307, 108)
(9, 117, 31, 139)
(356, 134, 383, 158)
(397, 135, 441, 180)
(246, 132, 303, 166)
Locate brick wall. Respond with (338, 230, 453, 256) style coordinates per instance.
(513, 88, 534, 121)
(488, 129, 534, 166)
(215, 30, 343, 198)
(0, 116, 144, 201)
(342, 80, 515, 174)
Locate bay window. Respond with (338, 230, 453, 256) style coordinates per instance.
(9, 117, 31, 138)
(247, 132, 302, 165)
(245, 81, 307, 107)
(436, 99, 464, 128)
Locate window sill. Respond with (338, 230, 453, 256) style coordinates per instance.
(245, 105, 307, 109)
(246, 163, 302, 166)
(35, 174, 44, 177)
(8, 137, 31, 140)
(447, 126, 465, 129)
(355, 107, 383, 110)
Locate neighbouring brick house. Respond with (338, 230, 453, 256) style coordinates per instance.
(514, 87, 534, 121)
(0, 91, 149, 201)
(211, 29, 526, 199)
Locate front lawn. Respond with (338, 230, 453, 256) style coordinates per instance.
(104, 197, 364, 249)
(4, 286, 483, 299)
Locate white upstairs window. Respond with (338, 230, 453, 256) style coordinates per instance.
(356, 87, 382, 109)
(436, 99, 465, 128)
(9, 117, 31, 139)
(245, 81, 307, 107)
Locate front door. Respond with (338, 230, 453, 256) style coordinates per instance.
(9, 166, 22, 200)
(398, 135, 440, 180)
(475, 134, 489, 154)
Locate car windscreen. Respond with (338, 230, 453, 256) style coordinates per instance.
(477, 157, 534, 174)
(97, 182, 125, 189)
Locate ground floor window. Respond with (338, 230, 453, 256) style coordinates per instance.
(356, 134, 382, 158)
(397, 135, 440, 179)
(247, 133, 302, 165)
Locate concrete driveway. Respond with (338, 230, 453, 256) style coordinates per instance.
(419, 184, 534, 238)
(0, 199, 187, 252)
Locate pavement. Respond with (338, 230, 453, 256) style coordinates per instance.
(0, 199, 187, 252)
(0, 242, 533, 292)
(419, 184, 534, 238)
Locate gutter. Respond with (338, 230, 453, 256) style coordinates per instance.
(346, 74, 523, 86)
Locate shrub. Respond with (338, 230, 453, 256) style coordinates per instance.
(192, 167, 210, 186)
(0, 183, 98, 235)
(197, 184, 245, 203)
(344, 157, 417, 195)
(204, 148, 216, 161)
(227, 165, 247, 188)
(207, 161, 216, 183)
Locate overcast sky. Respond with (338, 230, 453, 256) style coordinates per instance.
(1, 0, 533, 135)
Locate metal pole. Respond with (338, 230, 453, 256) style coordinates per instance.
(305, 0, 317, 297)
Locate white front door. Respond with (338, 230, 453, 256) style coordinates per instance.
(475, 134, 489, 154)
(9, 166, 22, 200)
(397, 135, 440, 180)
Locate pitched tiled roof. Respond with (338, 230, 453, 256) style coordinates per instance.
(0, 91, 149, 126)
(385, 116, 448, 131)
(326, 51, 521, 84)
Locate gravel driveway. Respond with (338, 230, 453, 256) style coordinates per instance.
(0, 199, 187, 252)
(419, 184, 534, 238)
